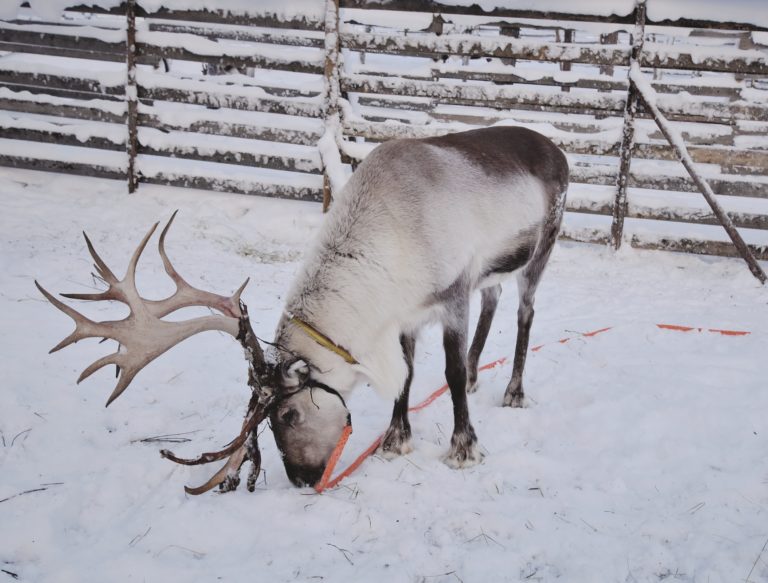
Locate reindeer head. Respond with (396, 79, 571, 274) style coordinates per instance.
(36, 214, 350, 493)
(268, 363, 351, 487)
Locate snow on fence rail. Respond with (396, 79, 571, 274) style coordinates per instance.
(1, 0, 768, 260)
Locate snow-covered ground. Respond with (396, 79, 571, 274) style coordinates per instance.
(0, 167, 766, 582)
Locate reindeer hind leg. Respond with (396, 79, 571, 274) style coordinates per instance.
(466, 284, 501, 393)
(503, 191, 565, 408)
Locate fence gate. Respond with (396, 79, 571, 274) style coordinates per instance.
(1, 0, 767, 261)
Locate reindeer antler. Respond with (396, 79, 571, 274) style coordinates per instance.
(37, 213, 269, 495)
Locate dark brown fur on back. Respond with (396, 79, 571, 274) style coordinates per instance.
(423, 126, 569, 200)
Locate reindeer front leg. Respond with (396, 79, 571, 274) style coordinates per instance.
(442, 295, 483, 468)
(379, 334, 416, 458)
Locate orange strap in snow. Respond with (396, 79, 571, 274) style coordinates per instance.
(313, 323, 751, 493)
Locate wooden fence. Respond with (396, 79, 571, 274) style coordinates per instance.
(1, 0, 767, 260)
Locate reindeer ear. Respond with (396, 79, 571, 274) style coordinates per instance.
(282, 358, 310, 386)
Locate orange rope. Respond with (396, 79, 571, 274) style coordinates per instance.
(314, 424, 353, 493)
(657, 323, 750, 336)
(313, 323, 751, 493)
(314, 357, 507, 493)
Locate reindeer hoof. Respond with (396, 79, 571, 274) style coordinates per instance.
(443, 430, 483, 469)
(378, 425, 413, 459)
(502, 390, 525, 408)
(466, 380, 479, 394)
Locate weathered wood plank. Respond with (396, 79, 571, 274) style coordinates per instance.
(0, 97, 125, 123)
(0, 40, 124, 62)
(348, 80, 768, 123)
(350, 65, 748, 100)
(138, 114, 321, 146)
(0, 82, 124, 103)
(138, 86, 324, 117)
(570, 165, 768, 198)
(341, 32, 768, 75)
(628, 234, 768, 260)
(140, 173, 323, 201)
(341, 32, 631, 67)
(146, 22, 324, 47)
(137, 45, 324, 75)
(0, 127, 124, 151)
(60, 6, 324, 30)
(567, 198, 768, 231)
(0, 22, 125, 60)
(137, 145, 321, 174)
(339, 0, 768, 33)
(0, 154, 125, 180)
(0, 71, 124, 96)
(0, 23, 324, 73)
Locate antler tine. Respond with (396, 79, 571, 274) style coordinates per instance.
(83, 231, 118, 285)
(158, 210, 187, 287)
(233, 277, 250, 305)
(61, 234, 117, 301)
(161, 398, 267, 494)
(61, 227, 155, 303)
(105, 366, 142, 407)
(153, 211, 247, 319)
(124, 222, 160, 292)
(77, 352, 120, 385)
(183, 446, 248, 496)
(59, 233, 120, 301)
(35, 280, 99, 353)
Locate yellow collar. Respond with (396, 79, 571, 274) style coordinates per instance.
(287, 314, 358, 365)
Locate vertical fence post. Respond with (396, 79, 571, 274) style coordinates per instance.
(321, 0, 341, 212)
(560, 28, 573, 92)
(126, 0, 139, 193)
(610, 0, 646, 248)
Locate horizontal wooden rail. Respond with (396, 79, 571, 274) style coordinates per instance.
(339, 1, 768, 32)
(343, 75, 768, 122)
(341, 32, 768, 75)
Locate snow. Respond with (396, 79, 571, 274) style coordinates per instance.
(1, 166, 767, 582)
(0, 87, 127, 117)
(0, 111, 126, 145)
(0, 138, 126, 169)
(137, 127, 322, 173)
(0, 53, 126, 89)
(136, 70, 324, 117)
(140, 101, 324, 136)
(137, 154, 323, 193)
(137, 28, 324, 66)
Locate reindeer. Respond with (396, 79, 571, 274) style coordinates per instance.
(37, 126, 568, 492)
